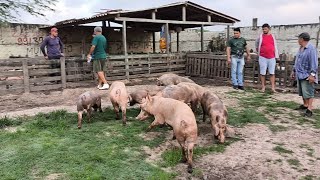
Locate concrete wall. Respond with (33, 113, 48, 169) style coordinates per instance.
(227, 23, 320, 56)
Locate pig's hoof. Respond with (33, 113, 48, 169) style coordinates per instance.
(172, 136, 176, 140)
(122, 123, 127, 126)
(187, 166, 193, 173)
(180, 158, 187, 163)
(78, 126, 82, 129)
(116, 117, 120, 120)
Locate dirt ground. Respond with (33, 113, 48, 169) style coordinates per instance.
(1, 78, 320, 180)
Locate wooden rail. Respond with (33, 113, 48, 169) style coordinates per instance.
(0, 53, 186, 95)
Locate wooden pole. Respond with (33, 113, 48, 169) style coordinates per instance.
(182, 6, 186, 21)
(152, 32, 156, 53)
(22, 60, 30, 93)
(122, 21, 129, 80)
(60, 57, 67, 89)
(152, 11, 156, 20)
(227, 25, 230, 41)
(177, 31, 180, 52)
(201, 24, 204, 52)
(316, 16, 320, 49)
(108, 21, 111, 27)
(165, 23, 170, 54)
(102, 21, 106, 27)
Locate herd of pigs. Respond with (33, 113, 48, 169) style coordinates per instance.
(77, 73, 234, 173)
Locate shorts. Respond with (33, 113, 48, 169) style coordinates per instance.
(259, 56, 276, 75)
(298, 79, 315, 99)
(93, 59, 107, 72)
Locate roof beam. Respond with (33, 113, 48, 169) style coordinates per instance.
(115, 17, 234, 26)
(182, 5, 186, 21)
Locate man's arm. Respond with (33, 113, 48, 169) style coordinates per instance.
(226, 47, 231, 63)
(58, 38, 64, 53)
(309, 48, 318, 74)
(40, 37, 48, 58)
(255, 37, 260, 52)
(246, 46, 251, 61)
(88, 45, 95, 56)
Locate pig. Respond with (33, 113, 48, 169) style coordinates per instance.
(156, 82, 206, 112)
(109, 81, 129, 125)
(128, 86, 164, 106)
(140, 95, 198, 173)
(77, 91, 102, 129)
(201, 91, 235, 143)
(156, 73, 194, 86)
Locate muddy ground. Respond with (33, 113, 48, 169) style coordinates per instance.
(1, 77, 320, 180)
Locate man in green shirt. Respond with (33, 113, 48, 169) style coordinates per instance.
(87, 26, 109, 90)
(226, 27, 251, 90)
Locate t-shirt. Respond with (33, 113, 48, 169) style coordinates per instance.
(40, 36, 64, 58)
(227, 37, 247, 56)
(92, 34, 107, 60)
(260, 34, 275, 59)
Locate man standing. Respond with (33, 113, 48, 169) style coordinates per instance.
(40, 27, 64, 60)
(227, 28, 251, 90)
(291, 32, 318, 117)
(256, 23, 279, 93)
(87, 27, 109, 90)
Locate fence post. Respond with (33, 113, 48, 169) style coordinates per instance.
(22, 60, 30, 93)
(147, 53, 151, 75)
(60, 57, 67, 89)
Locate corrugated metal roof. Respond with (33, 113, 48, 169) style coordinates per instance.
(54, 1, 239, 27)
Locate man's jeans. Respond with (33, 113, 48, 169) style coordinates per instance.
(231, 56, 245, 86)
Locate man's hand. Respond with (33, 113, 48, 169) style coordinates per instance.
(308, 75, 315, 84)
(227, 57, 231, 64)
(87, 54, 92, 61)
(44, 56, 48, 60)
(247, 55, 251, 62)
(290, 71, 295, 80)
(60, 53, 64, 57)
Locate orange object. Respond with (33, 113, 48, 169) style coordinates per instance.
(160, 38, 166, 49)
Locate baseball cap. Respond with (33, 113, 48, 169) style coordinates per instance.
(94, 26, 102, 33)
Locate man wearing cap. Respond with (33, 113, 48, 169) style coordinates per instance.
(40, 27, 64, 60)
(87, 27, 109, 90)
(291, 32, 318, 117)
(255, 23, 279, 93)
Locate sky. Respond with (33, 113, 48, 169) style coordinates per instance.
(20, 0, 320, 30)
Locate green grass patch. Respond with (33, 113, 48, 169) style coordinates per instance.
(273, 146, 293, 155)
(228, 108, 269, 127)
(268, 124, 288, 133)
(160, 140, 235, 168)
(287, 159, 301, 167)
(300, 175, 318, 180)
(0, 109, 176, 180)
(300, 144, 315, 157)
(0, 116, 23, 129)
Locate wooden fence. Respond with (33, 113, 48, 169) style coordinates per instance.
(185, 53, 305, 87)
(0, 53, 186, 95)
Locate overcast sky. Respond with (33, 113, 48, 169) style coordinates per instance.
(21, 0, 320, 30)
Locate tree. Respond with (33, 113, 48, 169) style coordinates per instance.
(0, 0, 57, 23)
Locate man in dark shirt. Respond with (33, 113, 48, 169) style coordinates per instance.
(226, 28, 251, 90)
(40, 27, 64, 60)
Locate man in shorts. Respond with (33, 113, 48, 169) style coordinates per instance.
(87, 27, 109, 90)
(291, 32, 318, 117)
(255, 23, 279, 93)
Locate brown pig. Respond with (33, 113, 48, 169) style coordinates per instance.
(109, 81, 129, 125)
(128, 86, 164, 106)
(77, 91, 102, 129)
(156, 73, 194, 86)
(201, 91, 235, 143)
(140, 95, 198, 173)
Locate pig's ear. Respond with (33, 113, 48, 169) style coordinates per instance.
(146, 93, 152, 102)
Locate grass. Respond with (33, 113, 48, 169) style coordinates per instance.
(273, 145, 293, 155)
(0, 116, 23, 129)
(268, 124, 288, 133)
(287, 159, 301, 167)
(160, 140, 235, 168)
(300, 144, 315, 157)
(300, 175, 319, 180)
(227, 108, 269, 127)
(0, 109, 177, 180)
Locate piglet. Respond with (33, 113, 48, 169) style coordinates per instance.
(140, 95, 198, 173)
(156, 73, 194, 86)
(109, 81, 129, 125)
(201, 91, 235, 143)
(77, 91, 102, 129)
